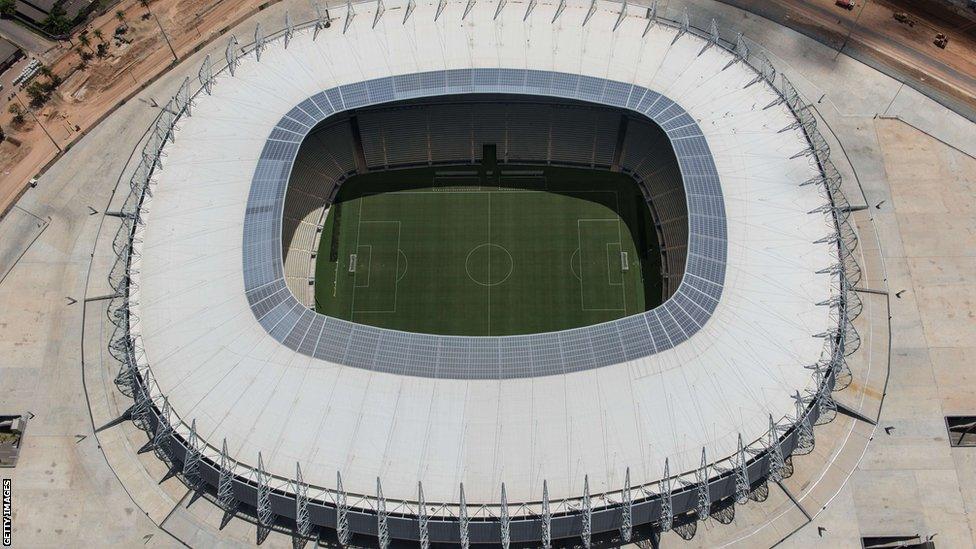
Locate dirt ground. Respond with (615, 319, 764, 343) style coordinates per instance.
(717, 0, 976, 117)
(0, 0, 274, 217)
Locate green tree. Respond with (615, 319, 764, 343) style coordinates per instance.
(0, 0, 16, 18)
(139, 0, 152, 14)
(8, 103, 26, 125)
(25, 81, 50, 109)
(42, 5, 72, 35)
(78, 33, 93, 53)
(115, 10, 125, 23)
(93, 29, 104, 42)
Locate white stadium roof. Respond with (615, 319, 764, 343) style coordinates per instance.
(130, 0, 835, 508)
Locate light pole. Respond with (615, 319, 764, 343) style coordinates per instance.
(14, 92, 62, 153)
(153, 12, 179, 62)
(835, 0, 870, 61)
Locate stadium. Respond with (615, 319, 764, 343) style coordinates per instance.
(107, 1, 861, 547)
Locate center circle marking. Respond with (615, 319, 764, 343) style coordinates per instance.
(465, 243, 514, 287)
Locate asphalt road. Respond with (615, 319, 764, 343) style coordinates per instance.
(0, 19, 56, 57)
(715, 0, 976, 122)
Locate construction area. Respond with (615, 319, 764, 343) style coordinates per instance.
(0, 0, 275, 214)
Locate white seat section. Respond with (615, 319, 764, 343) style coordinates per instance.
(281, 119, 359, 307)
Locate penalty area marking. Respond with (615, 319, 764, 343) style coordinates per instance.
(570, 248, 581, 281)
(351, 220, 401, 315)
(577, 218, 626, 313)
(353, 246, 372, 288)
(397, 249, 408, 282)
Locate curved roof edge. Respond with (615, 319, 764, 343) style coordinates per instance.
(243, 68, 726, 380)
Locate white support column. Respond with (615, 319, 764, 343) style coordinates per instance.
(541, 480, 551, 549)
(699, 18, 719, 56)
(613, 0, 627, 31)
(284, 11, 294, 48)
(344, 0, 356, 34)
(659, 458, 673, 532)
(254, 23, 265, 61)
(336, 472, 351, 545)
(794, 390, 815, 450)
(643, 0, 657, 37)
(225, 36, 239, 76)
(523, 0, 536, 20)
(418, 482, 429, 549)
(733, 434, 751, 504)
(696, 448, 711, 521)
(295, 463, 311, 538)
(581, 476, 592, 549)
(814, 367, 837, 416)
(723, 32, 746, 70)
(552, 0, 566, 23)
(674, 7, 689, 42)
(746, 52, 777, 89)
(182, 419, 202, 486)
(177, 77, 191, 117)
(153, 398, 173, 457)
(130, 381, 151, 430)
(313, 2, 330, 40)
(494, 0, 506, 20)
(463, 0, 476, 21)
(767, 415, 787, 482)
(583, 0, 597, 26)
(500, 483, 510, 549)
(620, 468, 632, 542)
(217, 439, 236, 511)
(377, 478, 390, 549)
(156, 104, 173, 143)
(373, 0, 385, 28)
(256, 452, 273, 528)
(764, 74, 790, 110)
(459, 483, 470, 549)
(435, 0, 447, 21)
(403, 0, 416, 24)
(198, 54, 213, 95)
(736, 33, 749, 60)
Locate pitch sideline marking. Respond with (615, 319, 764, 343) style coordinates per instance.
(613, 190, 629, 316)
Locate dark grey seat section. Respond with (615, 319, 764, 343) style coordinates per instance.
(244, 68, 726, 380)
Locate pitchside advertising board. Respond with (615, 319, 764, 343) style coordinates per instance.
(2, 478, 9, 547)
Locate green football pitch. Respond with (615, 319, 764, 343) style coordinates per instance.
(314, 165, 662, 336)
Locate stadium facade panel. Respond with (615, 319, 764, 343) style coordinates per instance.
(108, 1, 862, 546)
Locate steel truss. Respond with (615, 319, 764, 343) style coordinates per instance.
(225, 36, 240, 76)
(109, 2, 860, 547)
(643, 1, 657, 37)
(295, 464, 311, 538)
